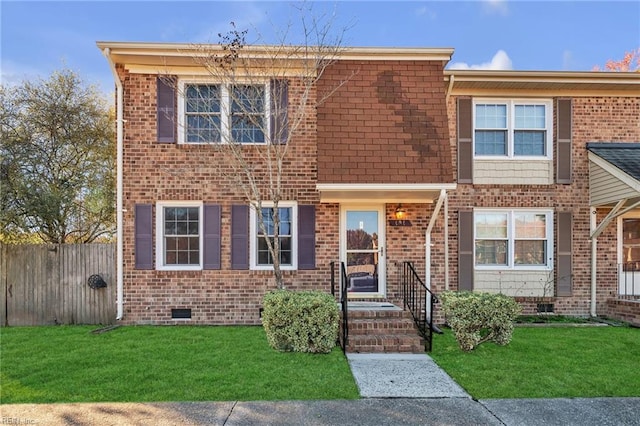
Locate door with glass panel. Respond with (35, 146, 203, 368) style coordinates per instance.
(341, 206, 385, 296)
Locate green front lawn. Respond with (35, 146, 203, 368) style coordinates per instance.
(4, 324, 638, 403)
(431, 326, 640, 399)
(0, 325, 359, 404)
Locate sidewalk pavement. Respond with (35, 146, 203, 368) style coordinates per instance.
(3, 398, 639, 425)
(2, 353, 639, 425)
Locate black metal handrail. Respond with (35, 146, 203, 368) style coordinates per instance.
(331, 261, 336, 297)
(618, 262, 640, 299)
(330, 261, 349, 352)
(340, 262, 348, 351)
(401, 261, 438, 352)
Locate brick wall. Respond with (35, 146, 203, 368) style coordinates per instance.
(119, 55, 639, 325)
(605, 299, 640, 326)
(317, 60, 453, 184)
(119, 57, 454, 325)
(120, 67, 330, 324)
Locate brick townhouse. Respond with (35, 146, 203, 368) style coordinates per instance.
(98, 42, 640, 341)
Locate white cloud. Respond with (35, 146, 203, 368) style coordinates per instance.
(562, 50, 575, 70)
(448, 50, 514, 70)
(482, 0, 509, 16)
(415, 5, 436, 20)
(0, 60, 45, 87)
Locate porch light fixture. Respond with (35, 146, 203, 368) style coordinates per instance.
(395, 204, 406, 220)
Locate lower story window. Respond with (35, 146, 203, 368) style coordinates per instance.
(475, 209, 552, 269)
(250, 202, 297, 270)
(156, 202, 203, 270)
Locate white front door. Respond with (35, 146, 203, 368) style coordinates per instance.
(341, 205, 386, 297)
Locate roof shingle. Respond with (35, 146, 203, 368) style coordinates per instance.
(587, 143, 640, 180)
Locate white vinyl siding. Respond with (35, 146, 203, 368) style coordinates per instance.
(589, 160, 640, 206)
(474, 159, 553, 184)
(475, 270, 554, 297)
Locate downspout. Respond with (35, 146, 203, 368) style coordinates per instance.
(444, 192, 449, 291)
(590, 207, 597, 317)
(102, 48, 124, 320)
(445, 74, 455, 104)
(425, 189, 447, 285)
(425, 190, 447, 319)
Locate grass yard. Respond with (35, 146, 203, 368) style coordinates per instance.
(0, 325, 359, 404)
(431, 326, 640, 399)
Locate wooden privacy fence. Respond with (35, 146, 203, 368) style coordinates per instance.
(0, 243, 116, 326)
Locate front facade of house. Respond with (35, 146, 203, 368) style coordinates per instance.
(99, 42, 640, 326)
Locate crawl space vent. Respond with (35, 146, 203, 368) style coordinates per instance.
(537, 303, 554, 313)
(171, 308, 192, 319)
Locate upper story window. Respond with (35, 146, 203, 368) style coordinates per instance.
(231, 85, 266, 143)
(474, 100, 552, 158)
(475, 209, 553, 270)
(179, 81, 268, 144)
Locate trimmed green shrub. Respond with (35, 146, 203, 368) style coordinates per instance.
(439, 291, 521, 352)
(262, 290, 339, 353)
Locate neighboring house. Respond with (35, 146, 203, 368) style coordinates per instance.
(447, 72, 640, 327)
(98, 42, 640, 329)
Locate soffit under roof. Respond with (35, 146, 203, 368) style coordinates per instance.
(316, 184, 456, 203)
(97, 41, 454, 68)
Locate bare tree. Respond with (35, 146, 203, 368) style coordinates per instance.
(164, 8, 351, 288)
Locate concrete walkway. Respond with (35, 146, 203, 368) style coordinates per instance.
(346, 353, 469, 398)
(2, 353, 639, 425)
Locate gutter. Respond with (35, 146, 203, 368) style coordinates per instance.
(101, 47, 125, 321)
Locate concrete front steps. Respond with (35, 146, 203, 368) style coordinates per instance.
(344, 304, 425, 354)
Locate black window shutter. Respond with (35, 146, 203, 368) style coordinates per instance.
(134, 204, 153, 270)
(556, 211, 573, 296)
(458, 210, 474, 291)
(556, 98, 572, 184)
(231, 205, 249, 270)
(270, 79, 289, 144)
(298, 205, 316, 270)
(457, 98, 473, 183)
(157, 76, 176, 143)
(203, 205, 221, 270)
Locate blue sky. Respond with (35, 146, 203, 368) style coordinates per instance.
(1, 1, 639, 93)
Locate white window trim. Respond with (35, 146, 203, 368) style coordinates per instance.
(473, 99, 553, 160)
(617, 211, 640, 265)
(155, 201, 203, 271)
(250, 201, 298, 271)
(474, 208, 554, 271)
(177, 79, 271, 145)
